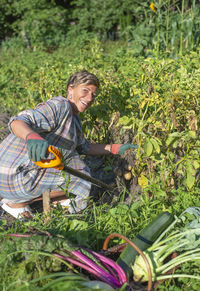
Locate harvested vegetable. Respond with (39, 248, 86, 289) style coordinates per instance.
(1, 232, 127, 289)
(113, 148, 137, 195)
(117, 211, 174, 277)
(123, 171, 132, 181)
(132, 207, 200, 283)
(124, 164, 132, 171)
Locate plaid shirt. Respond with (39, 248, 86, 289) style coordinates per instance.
(0, 97, 90, 202)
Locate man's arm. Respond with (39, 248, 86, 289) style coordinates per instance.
(10, 120, 35, 140)
(10, 119, 48, 162)
(86, 143, 138, 156)
(86, 144, 112, 155)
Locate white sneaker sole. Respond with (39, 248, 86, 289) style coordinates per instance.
(52, 199, 71, 208)
(1, 203, 34, 219)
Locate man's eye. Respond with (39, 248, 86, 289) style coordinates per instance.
(83, 89, 89, 93)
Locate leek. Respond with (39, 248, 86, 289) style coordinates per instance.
(132, 207, 200, 282)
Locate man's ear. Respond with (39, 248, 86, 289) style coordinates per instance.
(67, 84, 73, 93)
(66, 85, 72, 98)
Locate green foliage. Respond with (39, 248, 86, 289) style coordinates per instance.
(115, 51, 200, 192)
(69, 0, 200, 55)
(70, 0, 122, 38)
(1, 0, 200, 55)
(0, 0, 69, 48)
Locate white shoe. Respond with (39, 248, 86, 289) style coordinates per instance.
(52, 199, 71, 208)
(1, 202, 34, 219)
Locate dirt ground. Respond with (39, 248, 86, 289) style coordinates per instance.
(0, 108, 10, 142)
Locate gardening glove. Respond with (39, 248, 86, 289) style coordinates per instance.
(26, 132, 49, 162)
(111, 144, 138, 155)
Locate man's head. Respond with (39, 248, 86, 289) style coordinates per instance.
(66, 70, 100, 115)
(67, 70, 100, 92)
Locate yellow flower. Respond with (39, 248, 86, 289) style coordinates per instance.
(150, 3, 157, 13)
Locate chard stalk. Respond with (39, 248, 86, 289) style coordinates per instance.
(156, 274, 200, 281)
(158, 254, 200, 274)
(133, 231, 200, 282)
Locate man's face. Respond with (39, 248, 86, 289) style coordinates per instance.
(68, 83, 97, 114)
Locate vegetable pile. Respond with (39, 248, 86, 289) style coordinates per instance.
(117, 211, 174, 278)
(132, 207, 200, 283)
(1, 208, 200, 290)
(1, 233, 127, 289)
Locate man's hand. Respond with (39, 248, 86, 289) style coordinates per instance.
(26, 133, 49, 162)
(111, 144, 138, 155)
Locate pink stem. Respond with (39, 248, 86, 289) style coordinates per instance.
(90, 250, 127, 284)
(54, 253, 121, 288)
(8, 234, 32, 238)
(72, 250, 110, 276)
(100, 260, 118, 278)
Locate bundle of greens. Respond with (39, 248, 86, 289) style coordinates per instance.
(0, 232, 127, 289)
(132, 207, 200, 283)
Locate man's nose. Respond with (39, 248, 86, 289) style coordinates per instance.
(86, 92, 94, 102)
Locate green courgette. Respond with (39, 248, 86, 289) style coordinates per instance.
(117, 211, 174, 278)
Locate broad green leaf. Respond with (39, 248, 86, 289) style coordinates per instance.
(193, 160, 199, 169)
(185, 172, 195, 190)
(177, 164, 184, 175)
(169, 153, 175, 160)
(150, 138, 160, 154)
(166, 132, 180, 146)
(186, 163, 196, 175)
(172, 140, 179, 148)
(117, 116, 132, 126)
(154, 137, 162, 145)
(144, 140, 153, 156)
(188, 130, 196, 139)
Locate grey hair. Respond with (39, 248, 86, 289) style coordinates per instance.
(67, 70, 100, 91)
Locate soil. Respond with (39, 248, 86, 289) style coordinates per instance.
(0, 108, 10, 142)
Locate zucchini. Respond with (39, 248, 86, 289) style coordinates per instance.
(117, 211, 174, 278)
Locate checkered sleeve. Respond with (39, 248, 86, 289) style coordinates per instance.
(74, 115, 91, 154)
(8, 97, 71, 135)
